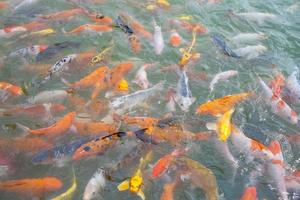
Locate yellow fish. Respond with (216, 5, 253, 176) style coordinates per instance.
(206, 108, 235, 142)
(117, 151, 153, 200)
(51, 169, 76, 200)
(179, 29, 199, 66)
(177, 15, 194, 21)
(31, 28, 55, 36)
(91, 43, 114, 65)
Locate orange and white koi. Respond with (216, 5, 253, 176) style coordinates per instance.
(258, 77, 298, 124)
(133, 63, 156, 89)
(0, 22, 46, 38)
(66, 24, 112, 34)
(169, 29, 182, 47)
(269, 72, 285, 97)
(0, 82, 23, 102)
(8, 44, 48, 58)
(0, 1, 7, 9)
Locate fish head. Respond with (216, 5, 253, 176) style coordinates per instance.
(177, 96, 196, 112)
(43, 177, 63, 191)
(129, 174, 143, 193)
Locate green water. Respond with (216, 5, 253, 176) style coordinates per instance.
(0, 0, 299, 199)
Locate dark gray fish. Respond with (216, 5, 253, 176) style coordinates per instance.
(211, 34, 240, 58)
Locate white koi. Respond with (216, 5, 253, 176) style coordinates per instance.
(209, 70, 238, 92)
(153, 19, 164, 55)
(233, 45, 267, 60)
(83, 168, 106, 200)
(231, 32, 267, 44)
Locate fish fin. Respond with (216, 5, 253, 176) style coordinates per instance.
(206, 122, 217, 131)
(117, 179, 130, 191)
(134, 128, 158, 145)
(137, 190, 145, 200)
(15, 123, 30, 136)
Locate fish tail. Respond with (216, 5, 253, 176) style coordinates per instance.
(15, 123, 30, 137)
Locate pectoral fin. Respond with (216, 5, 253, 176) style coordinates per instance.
(137, 190, 145, 200)
(117, 180, 130, 191)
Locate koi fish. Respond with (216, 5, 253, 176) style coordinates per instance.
(285, 170, 300, 193)
(153, 19, 164, 55)
(38, 8, 86, 21)
(174, 70, 195, 112)
(156, 0, 171, 9)
(0, 177, 62, 197)
(1, 103, 65, 119)
(233, 45, 267, 60)
(66, 24, 112, 34)
(160, 177, 180, 200)
(269, 72, 285, 97)
(27, 90, 71, 104)
(133, 63, 156, 89)
(171, 19, 207, 35)
(0, 22, 46, 38)
(115, 16, 134, 35)
(285, 71, 300, 104)
(267, 140, 288, 200)
(258, 77, 298, 124)
(83, 168, 106, 200)
(209, 70, 238, 92)
(0, 137, 52, 154)
(107, 61, 133, 89)
(240, 186, 257, 200)
(152, 148, 188, 178)
(211, 34, 240, 58)
(128, 34, 141, 54)
(231, 32, 267, 44)
(27, 112, 76, 137)
(234, 12, 277, 25)
(179, 29, 197, 66)
(32, 137, 94, 165)
(175, 157, 219, 200)
(169, 29, 182, 47)
(51, 169, 76, 200)
(196, 92, 253, 116)
(0, 82, 23, 102)
(90, 44, 114, 65)
(8, 44, 48, 59)
(73, 119, 118, 136)
(87, 12, 113, 24)
(206, 109, 235, 142)
(36, 41, 80, 62)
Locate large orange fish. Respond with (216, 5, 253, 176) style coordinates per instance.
(196, 92, 253, 116)
(0, 177, 62, 197)
(73, 119, 118, 136)
(28, 112, 76, 137)
(38, 8, 86, 21)
(66, 24, 112, 34)
(107, 61, 134, 88)
(0, 137, 52, 155)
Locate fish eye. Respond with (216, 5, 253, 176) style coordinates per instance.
(83, 146, 91, 152)
(96, 14, 105, 19)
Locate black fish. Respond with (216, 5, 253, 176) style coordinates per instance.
(211, 34, 240, 58)
(36, 41, 80, 62)
(114, 16, 134, 35)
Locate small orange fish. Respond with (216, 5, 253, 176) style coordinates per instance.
(0, 82, 23, 100)
(269, 72, 285, 97)
(196, 92, 253, 116)
(66, 24, 113, 34)
(0, 137, 53, 154)
(169, 29, 182, 47)
(87, 13, 113, 24)
(171, 19, 207, 35)
(28, 112, 76, 137)
(39, 8, 86, 21)
(3, 21, 46, 34)
(240, 186, 257, 200)
(0, 177, 62, 197)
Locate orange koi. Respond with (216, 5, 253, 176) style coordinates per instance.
(2, 22, 46, 35)
(196, 92, 253, 116)
(171, 19, 207, 35)
(87, 12, 113, 24)
(240, 186, 257, 200)
(0, 177, 62, 197)
(28, 112, 76, 137)
(107, 61, 134, 88)
(39, 8, 86, 21)
(66, 24, 112, 34)
(169, 29, 182, 47)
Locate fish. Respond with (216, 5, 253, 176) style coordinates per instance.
(7, 44, 48, 59)
(87, 12, 113, 24)
(284, 71, 300, 104)
(32, 137, 94, 165)
(1, 103, 66, 119)
(66, 24, 113, 34)
(133, 63, 156, 89)
(27, 90, 70, 104)
(0, 82, 23, 102)
(196, 92, 253, 116)
(209, 70, 238, 92)
(115, 16, 134, 35)
(233, 45, 267, 60)
(152, 148, 188, 178)
(0, 177, 62, 197)
(169, 29, 182, 47)
(51, 169, 76, 200)
(258, 77, 298, 124)
(179, 29, 197, 66)
(110, 82, 164, 114)
(269, 72, 285, 97)
(153, 19, 164, 55)
(38, 8, 86, 21)
(231, 32, 267, 44)
(128, 34, 141, 54)
(0, 137, 53, 154)
(0, 21, 46, 38)
(175, 157, 219, 200)
(160, 176, 180, 200)
(156, 0, 171, 9)
(83, 168, 106, 200)
(267, 140, 288, 200)
(26, 112, 76, 137)
(285, 170, 300, 193)
(73, 119, 118, 136)
(211, 34, 240, 58)
(174, 70, 195, 112)
(171, 19, 207, 35)
(36, 41, 81, 62)
(234, 12, 277, 24)
(107, 61, 134, 89)
(206, 109, 235, 142)
(240, 186, 257, 200)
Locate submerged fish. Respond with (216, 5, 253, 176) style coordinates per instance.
(234, 12, 277, 24)
(211, 34, 240, 58)
(231, 32, 267, 44)
(233, 45, 267, 60)
(209, 70, 238, 92)
(28, 90, 70, 104)
(153, 19, 164, 55)
(285, 71, 300, 104)
(83, 168, 106, 200)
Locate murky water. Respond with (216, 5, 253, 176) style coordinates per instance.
(0, 0, 299, 200)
